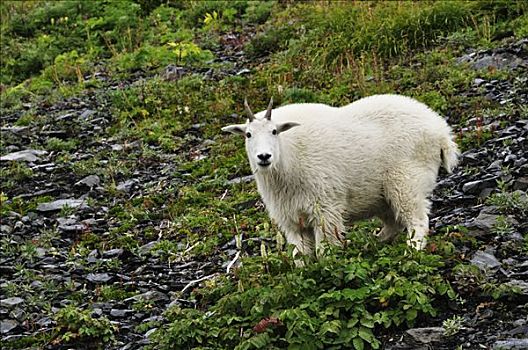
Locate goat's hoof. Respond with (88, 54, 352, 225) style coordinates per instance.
(407, 238, 427, 250)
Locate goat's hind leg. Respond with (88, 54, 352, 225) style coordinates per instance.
(376, 209, 404, 243)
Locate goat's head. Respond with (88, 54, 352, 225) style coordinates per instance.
(222, 98, 300, 171)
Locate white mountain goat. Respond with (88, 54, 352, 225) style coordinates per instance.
(222, 94, 459, 257)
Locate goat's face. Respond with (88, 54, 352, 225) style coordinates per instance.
(222, 98, 299, 172)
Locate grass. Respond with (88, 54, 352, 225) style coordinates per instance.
(1, 1, 527, 349)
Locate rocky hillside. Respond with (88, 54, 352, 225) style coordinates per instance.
(1, 1, 527, 349)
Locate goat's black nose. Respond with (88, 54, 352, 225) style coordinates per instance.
(257, 153, 271, 161)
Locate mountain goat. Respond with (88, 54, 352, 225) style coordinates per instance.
(222, 94, 459, 257)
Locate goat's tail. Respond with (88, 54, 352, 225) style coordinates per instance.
(440, 133, 460, 174)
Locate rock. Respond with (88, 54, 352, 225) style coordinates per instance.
(57, 217, 86, 232)
(80, 109, 95, 119)
(0, 319, 17, 334)
(126, 290, 168, 303)
(471, 250, 501, 270)
(37, 199, 89, 212)
(56, 112, 75, 121)
(405, 327, 445, 343)
(103, 248, 124, 258)
(161, 64, 187, 81)
(139, 241, 159, 255)
(116, 180, 136, 192)
(513, 177, 528, 191)
(92, 308, 103, 317)
(21, 211, 38, 223)
(0, 297, 24, 308)
(142, 315, 163, 323)
(508, 320, 528, 337)
(488, 159, 503, 171)
(86, 273, 113, 283)
(145, 327, 157, 338)
(226, 175, 254, 185)
(11, 307, 25, 321)
(505, 280, 528, 295)
(0, 126, 28, 133)
(30, 281, 43, 289)
(36, 316, 53, 327)
(110, 309, 134, 318)
(471, 53, 525, 71)
(75, 175, 100, 188)
(493, 338, 528, 349)
(35, 248, 46, 257)
(474, 78, 486, 86)
(0, 149, 47, 162)
(462, 179, 496, 195)
(468, 211, 500, 233)
(0, 225, 12, 234)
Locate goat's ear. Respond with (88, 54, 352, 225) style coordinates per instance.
(277, 122, 300, 134)
(221, 124, 247, 135)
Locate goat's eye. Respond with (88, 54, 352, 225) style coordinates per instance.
(246, 132, 252, 138)
(272, 129, 277, 135)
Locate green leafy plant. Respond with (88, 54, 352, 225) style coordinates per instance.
(151, 240, 456, 349)
(492, 215, 514, 236)
(53, 305, 117, 346)
(486, 183, 528, 216)
(46, 137, 78, 152)
(443, 315, 464, 336)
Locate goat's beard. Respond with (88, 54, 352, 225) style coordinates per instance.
(252, 163, 275, 176)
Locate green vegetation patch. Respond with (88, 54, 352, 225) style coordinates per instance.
(151, 238, 456, 350)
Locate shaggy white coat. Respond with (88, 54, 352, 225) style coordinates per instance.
(223, 94, 459, 256)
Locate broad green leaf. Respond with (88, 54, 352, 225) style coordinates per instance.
(353, 337, 364, 350)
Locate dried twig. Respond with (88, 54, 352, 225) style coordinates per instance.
(226, 251, 240, 274)
(181, 273, 218, 294)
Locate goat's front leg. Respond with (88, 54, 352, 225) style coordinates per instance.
(313, 211, 345, 258)
(282, 221, 315, 266)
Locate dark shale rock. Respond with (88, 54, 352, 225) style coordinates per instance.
(139, 241, 159, 255)
(86, 273, 113, 283)
(513, 177, 528, 191)
(493, 338, 528, 350)
(405, 327, 445, 343)
(103, 248, 124, 258)
(36, 316, 53, 327)
(0, 149, 47, 162)
(0, 297, 24, 308)
(226, 175, 254, 185)
(110, 309, 134, 318)
(125, 290, 169, 303)
(0, 319, 18, 334)
(116, 180, 137, 193)
(0, 225, 12, 234)
(57, 217, 86, 232)
(471, 250, 501, 270)
(462, 179, 497, 195)
(75, 174, 101, 189)
(80, 109, 96, 119)
(467, 210, 500, 235)
(505, 280, 528, 295)
(37, 199, 90, 212)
